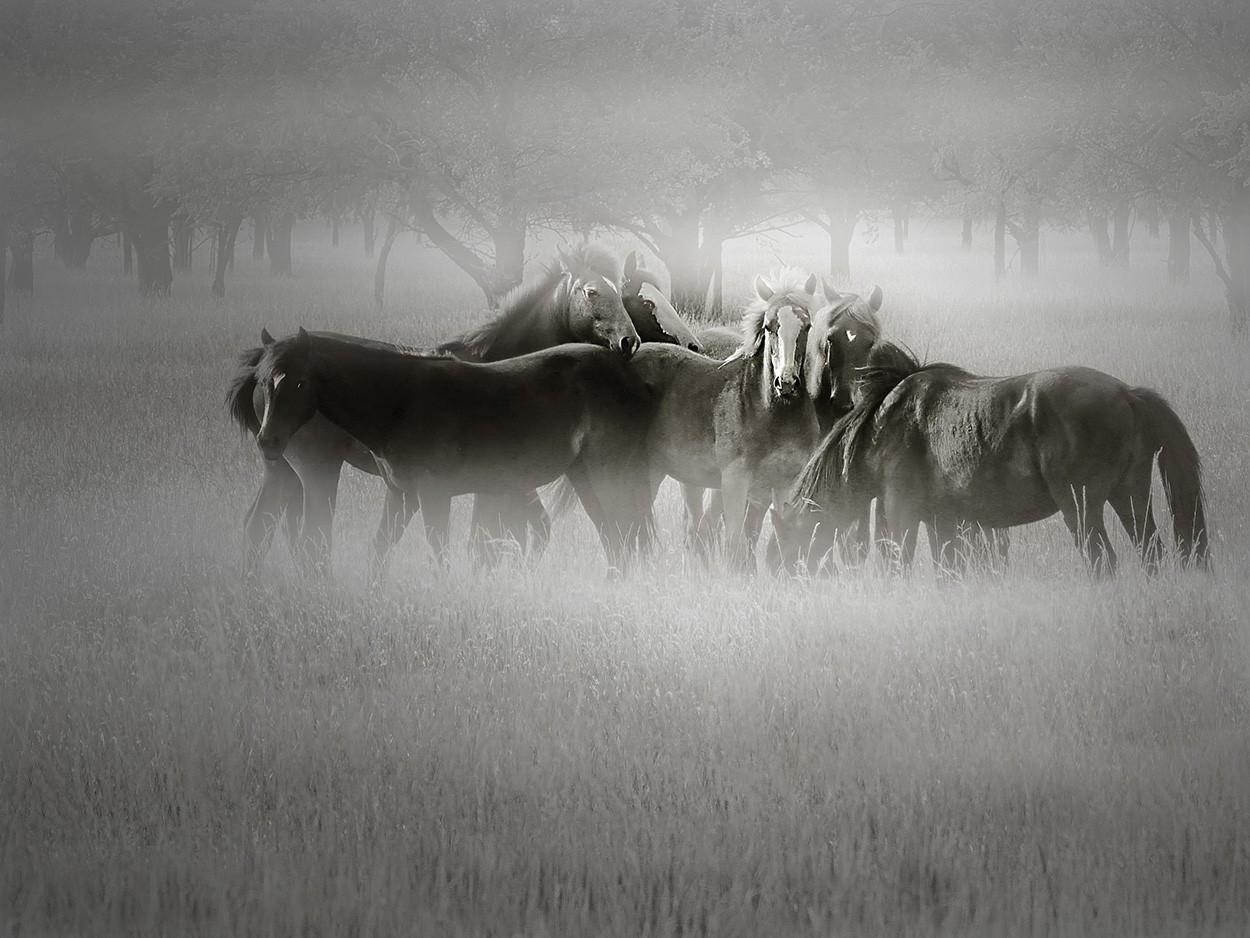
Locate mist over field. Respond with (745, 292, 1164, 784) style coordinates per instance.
(3, 1, 1250, 935)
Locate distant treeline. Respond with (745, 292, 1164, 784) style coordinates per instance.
(2, 0, 1248, 329)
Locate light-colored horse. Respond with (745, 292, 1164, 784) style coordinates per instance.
(629, 270, 821, 572)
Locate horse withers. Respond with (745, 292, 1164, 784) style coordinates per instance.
(774, 342, 1211, 577)
(251, 329, 656, 582)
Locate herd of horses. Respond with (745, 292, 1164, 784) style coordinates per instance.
(227, 244, 1211, 582)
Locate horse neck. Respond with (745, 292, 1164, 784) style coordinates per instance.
(477, 287, 568, 361)
(310, 345, 423, 450)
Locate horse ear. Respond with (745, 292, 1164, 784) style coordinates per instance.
(754, 274, 774, 302)
(296, 327, 311, 351)
(620, 251, 640, 297)
(821, 278, 842, 303)
(868, 284, 883, 312)
(623, 250, 637, 281)
(554, 271, 572, 307)
(261, 328, 275, 346)
(804, 273, 818, 295)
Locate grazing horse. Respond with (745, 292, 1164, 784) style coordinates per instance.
(227, 246, 641, 575)
(774, 342, 1210, 576)
(630, 269, 821, 572)
(251, 330, 655, 581)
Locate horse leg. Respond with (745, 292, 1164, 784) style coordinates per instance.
(564, 459, 626, 576)
(1054, 487, 1117, 576)
(876, 496, 919, 574)
(418, 491, 453, 567)
(369, 486, 418, 585)
(696, 490, 725, 556)
(720, 466, 755, 574)
(1110, 484, 1162, 575)
(243, 457, 301, 576)
(296, 457, 344, 578)
(928, 518, 964, 577)
(681, 483, 707, 555)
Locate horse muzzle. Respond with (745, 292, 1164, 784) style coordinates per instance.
(619, 335, 639, 357)
(774, 374, 801, 399)
(256, 432, 285, 461)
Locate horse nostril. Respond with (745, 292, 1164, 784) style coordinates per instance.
(621, 336, 638, 356)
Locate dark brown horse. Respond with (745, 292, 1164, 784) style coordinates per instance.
(227, 245, 644, 575)
(774, 342, 1210, 576)
(251, 330, 655, 580)
(629, 269, 821, 572)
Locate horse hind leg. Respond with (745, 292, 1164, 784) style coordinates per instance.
(1054, 485, 1117, 577)
(1109, 484, 1162, 575)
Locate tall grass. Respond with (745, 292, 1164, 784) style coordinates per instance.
(2, 222, 1248, 935)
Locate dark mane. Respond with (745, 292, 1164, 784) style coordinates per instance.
(439, 244, 621, 362)
(789, 341, 924, 507)
(226, 346, 264, 434)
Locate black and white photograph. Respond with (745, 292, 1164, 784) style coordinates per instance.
(2, 0, 1248, 934)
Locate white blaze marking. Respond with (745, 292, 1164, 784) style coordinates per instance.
(601, 276, 619, 295)
(846, 330, 857, 342)
(273, 372, 285, 388)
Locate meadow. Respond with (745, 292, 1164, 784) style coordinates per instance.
(2, 219, 1249, 936)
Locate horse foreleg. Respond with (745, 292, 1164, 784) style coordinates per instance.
(720, 467, 755, 574)
(370, 486, 418, 585)
(243, 457, 302, 576)
(680, 483, 707, 554)
(296, 458, 344, 578)
(695, 489, 725, 556)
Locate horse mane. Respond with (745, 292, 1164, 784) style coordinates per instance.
(789, 341, 924, 506)
(734, 267, 815, 359)
(439, 244, 621, 361)
(226, 345, 264, 434)
(820, 292, 883, 342)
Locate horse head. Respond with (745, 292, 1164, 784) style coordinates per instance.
(737, 269, 817, 403)
(621, 251, 702, 352)
(254, 327, 318, 460)
(556, 247, 640, 357)
(806, 280, 883, 410)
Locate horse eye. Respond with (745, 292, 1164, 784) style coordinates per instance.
(295, 380, 305, 390)
(584, 285, 598, 297)
(643, 298, 655, 311)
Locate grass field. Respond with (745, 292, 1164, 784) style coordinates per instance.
(2, 219, 1249, 936)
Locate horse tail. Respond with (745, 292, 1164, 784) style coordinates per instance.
(1132, 387, 1211, 568)
(225, 346, 264, 435)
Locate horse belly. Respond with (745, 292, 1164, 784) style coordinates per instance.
(390, 415, 580, 495)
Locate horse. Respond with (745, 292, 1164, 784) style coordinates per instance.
(628, 269, 822, 573)
(227, 245, 643, 576)
(250, 329, 656, 581)
(773, 341, 1211, 577)
(684, 280, 885, 561)
(621, 250, 702, 351)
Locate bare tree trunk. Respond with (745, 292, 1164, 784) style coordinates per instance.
(1017, 202, 1040, 276)
(172, 214, 194, 271)
(211, 212, 244, 298)
(267, 212, 294, 276)
(892, 203, 907, 254)
(1088, 210, 1113, 265)
(653, 209, 705, 318)
(994, 199, 1006, 280)
(961, 205, 973, 250)
(330, 213, 340, 248)
(1221, 204, 1250, 334)
(0, 219, 7, 324)
(702, 231, 724, 319)
(122, 227, 133, 275)
(1111, 201, 1131, 266)
(252, 212, 267, 262)
(1167, 214, 1190, 284)
(362, 204, 376, 258)
(373, 213, 401, 310)
(9, 225, 34, 295)
(132, 198, 174, 297)
(826, 200, 858, 279)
